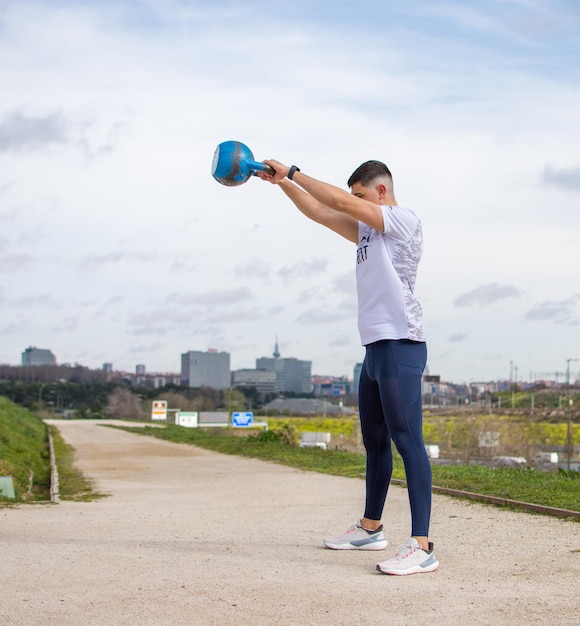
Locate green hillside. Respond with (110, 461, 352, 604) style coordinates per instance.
(0, 397, 51, 500)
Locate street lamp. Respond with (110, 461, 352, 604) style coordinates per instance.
(566, 358, 578, 471)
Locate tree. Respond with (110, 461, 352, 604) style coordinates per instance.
(221, 388, 246, 413)
(105, 388, 144, 421)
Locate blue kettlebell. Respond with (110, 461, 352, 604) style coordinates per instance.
(212, 140, 274, 187)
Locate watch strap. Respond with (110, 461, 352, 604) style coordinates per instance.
(287, 165, 300, 180)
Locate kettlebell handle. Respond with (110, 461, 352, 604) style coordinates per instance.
(247, 160, 275, 175)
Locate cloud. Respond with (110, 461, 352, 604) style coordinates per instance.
(449, 332, 468, 342)
(8, 293, 62, 309)
(51, 316, 79, 333)
(0, 110, 71, 152)
(0, 109, 124, 159)
(0, 252, 35, 273)
(427, 1, 577, 42)
(233, 257, 271, 281)
(127, 308, 195, 336)
(126, 289, 258, 336)
(296, 307, 352, 324)
(297, 287, 319, 303)
(77, 252, 158, 272)
(169, 255, 199, 274)
(0, 207, 20, 223)
(208, 307, 264, 323)
(0, 322, 29, 336)
(332, 271, 356, 294)
(525, 294, 580, 325)
(278, 259, 328, 282)
(454, 283, 523, 308)
(543, 165, 580, 192)
(171, 287, 254, 306)
(328, 334, 352, 347)
(128, 343, 162, 355)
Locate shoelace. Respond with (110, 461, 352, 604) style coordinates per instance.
(393, 543, 420, 561)
(344, 523, 378, 537)
(338, 524, 357, 537)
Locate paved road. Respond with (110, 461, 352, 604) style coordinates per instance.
(1, 420, 579, 625)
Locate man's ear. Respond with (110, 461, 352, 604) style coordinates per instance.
(377, 184, 387, 199)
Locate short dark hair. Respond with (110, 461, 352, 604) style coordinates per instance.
(347, 160, 392, 188)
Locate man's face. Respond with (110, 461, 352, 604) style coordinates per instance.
(351, 181, 385, 205)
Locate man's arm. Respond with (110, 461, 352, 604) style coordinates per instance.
(262, 159, 385, 235)
(277, 178, 359, 243)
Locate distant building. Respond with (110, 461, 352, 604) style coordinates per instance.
(142, 374, 181, 389)
(122, 371, 181, 388)
(353, 363, 363, 394)
(256, 356, 312, 394)
(21, 346, 56, 366)
(102, 363, 113, 373)
(255, 339, 312, 394)
(312, 375, 352, 397)
(151, 374, 181, 388)
(136, 364, 146, 375)
(181, 350, 231, 390)
(232, 368, 276, 395)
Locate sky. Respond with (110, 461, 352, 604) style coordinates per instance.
(1, 0, 579, 384)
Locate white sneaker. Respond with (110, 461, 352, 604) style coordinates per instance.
(323, 521, 388, 551)
(376, 538, 439, 575)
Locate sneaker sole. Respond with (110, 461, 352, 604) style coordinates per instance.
(324, 539, 388, 551)
(376, 559, 439, 575)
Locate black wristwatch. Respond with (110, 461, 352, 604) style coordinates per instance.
(287, 165, 300, 180)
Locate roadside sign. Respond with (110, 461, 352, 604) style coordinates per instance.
(232, 411, 254, 427)
(0, 476, 15, 499)
(176, 412, 198, 428)
(151, 400, 168, 421)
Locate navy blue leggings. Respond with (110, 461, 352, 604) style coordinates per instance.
(359, 339, 432, 537)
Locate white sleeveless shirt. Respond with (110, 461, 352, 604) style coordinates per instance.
(356, 205, 424, 345)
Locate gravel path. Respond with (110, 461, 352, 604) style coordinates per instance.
(1, 419, 579, 625)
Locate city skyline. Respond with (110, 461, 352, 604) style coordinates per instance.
(1, 1, 579, 383)
(7, 342, 579, 386)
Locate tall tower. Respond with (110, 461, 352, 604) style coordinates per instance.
(273, 336, 281, 359)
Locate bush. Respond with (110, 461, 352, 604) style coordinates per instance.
(250, 429, 282, 443)
(250, 424, 300, 446)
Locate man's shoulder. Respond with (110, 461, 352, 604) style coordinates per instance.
(380, 205, 421, 239)
(382, 204, 419, 218)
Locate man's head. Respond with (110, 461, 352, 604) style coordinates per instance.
(347, 160, 395, 205)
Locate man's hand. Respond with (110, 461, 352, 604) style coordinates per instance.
(257, 159, 290, 183)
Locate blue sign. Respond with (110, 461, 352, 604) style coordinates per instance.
(232, 411, 254, 427)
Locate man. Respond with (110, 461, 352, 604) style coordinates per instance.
(258, 158, 438, 576)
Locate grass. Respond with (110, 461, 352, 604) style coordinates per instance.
(0, 397, 51, 501)
(427, 464, 579, 512)
(116, 424, 580, 517)
(0, 397, 102, 503)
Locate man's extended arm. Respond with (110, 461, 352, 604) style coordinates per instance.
(276, 178, 359, 243)
(261, 159, 384, 241)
